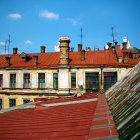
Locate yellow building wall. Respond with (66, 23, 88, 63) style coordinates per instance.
(0, 66, 133, 109)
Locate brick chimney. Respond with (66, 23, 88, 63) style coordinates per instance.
(122, 42, 127, 50)
(81, 50, 85, 60)
(40, 46, 46, 53)
(123, 51, 128, 63)
(13, 48, 18, 54)
(59, 36, 70, 66)
(5, 56, 11, 66)
(107, 42, 112, 50)
(78, 44, 82, 52)
(33, 55, 38, 65)
(114, 42, 118, 45)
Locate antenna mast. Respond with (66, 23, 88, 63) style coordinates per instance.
(80, 28, 83, 45)
(111, 27, 115, 46)
(7, 34, 11, 55)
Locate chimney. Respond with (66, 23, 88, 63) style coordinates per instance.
(122, 42, 127, 50)
(13, 48, 18, 54)
(123, 51, 128, 63)
(81, 50, 85, 60)
(33, 55, 38, 65)
(5, 56, 11, 66)
(59, 36, 70, 66)
(114, 42, 118, 45)
(40, 46, 46, 53)
(107, 42, 112, 50)
(78, 44, 82, 52)
(71, 47, 74, 52)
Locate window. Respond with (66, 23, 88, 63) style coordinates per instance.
(71, 73, 76, 88)
(38, 73, 45, 88)
(0, 74, 3, 88)
(24, 73, 30, 88)
(10, 74, 16, 88)
(53, 73, 58, 88)
(0, 99, 2, 110)
(9, 99, 16, 107)
(86, 72, 99, 92)
(23, 99, 30, 104)
(104, 72, 117, 90)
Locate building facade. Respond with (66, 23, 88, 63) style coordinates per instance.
(0, 36, 140, 109)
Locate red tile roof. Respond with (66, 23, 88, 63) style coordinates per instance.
(0, 49, 140, 68)
(0, 93, 119, 140)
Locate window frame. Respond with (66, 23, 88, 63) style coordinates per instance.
(23, 73, 30, 88)
(9, 98, 16, 107)
(53, 73, 58, 89)
(0, 98, 3, 110)
(85, 72, 99, 92)
(38, 73, 45, 89)
(0, 74, 3, 88)
(71, 72, 76, 88)
(103, 72, 117, 90)
(10, 73, 16, 88)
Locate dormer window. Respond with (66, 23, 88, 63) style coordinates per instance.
(20, 52, 26, 60)
(131, 47, 139, 59)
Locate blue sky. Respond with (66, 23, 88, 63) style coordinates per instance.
(0, 0, 140, 54)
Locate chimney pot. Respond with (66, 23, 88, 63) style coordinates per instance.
(81, 50, 85, 60)
(13, 48, 18, 54)
(114, 42, 118, 45)
(40, 46, 46, 53)
(78, 44, 82, 52)
(33, 55, 38, 65)
(123, 51, 128, 63)
(122, 42, 127, 50)
(107, 42, 112, 50)
(59, 36, 70, 66)
(5, 56, 11, 66)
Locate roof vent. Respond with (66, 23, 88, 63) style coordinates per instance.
(33, 55, 38, 65)
(81, 50, 85, 60)
(5, 56, 11, 66)
(94, 47, 99, 51)
(20, 52, 26, 60)
(86, 47, 91, 51)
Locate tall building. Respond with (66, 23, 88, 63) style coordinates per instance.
(0, 36, 140, 109)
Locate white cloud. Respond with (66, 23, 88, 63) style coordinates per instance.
(39, 10, 59, 20)
(0, 42, 5, 46)
(8, 13, 22, 19)
(64, 18, 77, 25)
(1, 51, 8, 54)
(24, 40, 32, 45)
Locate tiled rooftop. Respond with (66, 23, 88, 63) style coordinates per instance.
(0, 49, 140, 68)
(0, 93, 119, 140)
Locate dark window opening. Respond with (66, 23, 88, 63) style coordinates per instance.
(71, 73, 76, 88)
(0, 99, 2, 110)
(23, 99, 30, 104)
(86, 72, 99, 93)
(0, 74, 3, 88)
(9, 99, 16, 107)
(53, 73, 58, 89)
(24, 73, 30, 88)
(104, 72, 117, 90)
(10, 74, 16, 88)
(38, 73, 45, 88)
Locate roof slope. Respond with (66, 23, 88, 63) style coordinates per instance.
(0, 94, 119, 140)
(0, 49, 140, 68)
(105, 62, 140, 140)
